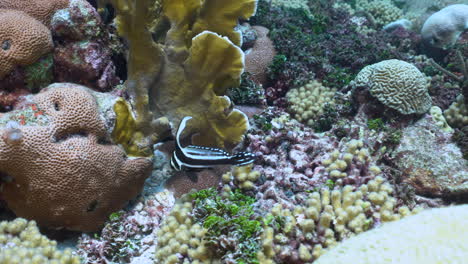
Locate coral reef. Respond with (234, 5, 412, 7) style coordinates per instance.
(154, 201, 212, 263)
(222, 164, 261, 191)
(257, 179, 421, 262)
(354, 59, 432, 115)
(154, 188, 263, 263)
(227, 73, 266, 106)
(77, 190, 175, 263)
(251, 0, 413, 105)
(0, 218, 80, 264)
(0, 83, 152, 231)
(315, 205, 468, 264)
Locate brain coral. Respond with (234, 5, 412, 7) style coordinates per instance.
(0, 83, 152, 232)
(0, 9, 53, 79)
(0, 218, 80, 264)
(0, 0, 69, 26)
(354, 59, 432, 115)
(314, 205, 468, 264)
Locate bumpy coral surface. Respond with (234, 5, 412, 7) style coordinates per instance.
(0, 0, 69, 26)
(0, 218, 80, 264)
(286, 80, 336, 126)
(0, 9, 53, 79)
(444, 95, 468, 128)
(358, 0, 403, 27)
(245, 26, 276, 85)
(0, 83, 152, 231)
(154, 201, 213, 263)
(354, 59, 432, 115)
(315, 205, 468, 264)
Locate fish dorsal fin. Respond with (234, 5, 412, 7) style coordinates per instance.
(184, 145, 230, 157)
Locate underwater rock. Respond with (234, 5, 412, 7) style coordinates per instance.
(421, 4, 468, 49)
(237, 22, 258, 50)
(51, 0, 120, 91)
(54, 41, 119, 91)
(51, 0, 102, 40)
(392, 116, 468, 198)
(383, 18, 412, 32)
(0, 83, 152, 231)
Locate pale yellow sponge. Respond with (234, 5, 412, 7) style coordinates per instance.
(314, 205, 468, 264)
(444, 95, 468, 129)
(286, 80, 336, 126)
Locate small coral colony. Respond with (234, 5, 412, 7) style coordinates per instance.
(0, 0, 467, 263)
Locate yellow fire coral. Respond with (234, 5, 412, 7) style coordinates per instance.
(100, 0, 256, 151)
(0, 218, 80, 264)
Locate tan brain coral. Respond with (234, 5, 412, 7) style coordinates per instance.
(0, 0, 69, 26)
(0, 9, 53, 79)
(354, 59, 432, 115)
(0, 83, 152, 232)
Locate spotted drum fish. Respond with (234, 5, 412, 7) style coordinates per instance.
(170, 116, 255, 171)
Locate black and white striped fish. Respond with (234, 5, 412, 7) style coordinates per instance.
(170, 116, 255, 171)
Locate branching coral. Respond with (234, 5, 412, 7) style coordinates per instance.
(256, 176, 422, 263)
(154, 188, 263, 263)
(0, 218, 80, 264)
(356, 0, 403, 28)
(286, 80, 336, 126)
(99, 0, 257, 153)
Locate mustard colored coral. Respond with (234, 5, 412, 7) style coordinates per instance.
(190, 0, 257, 46)
(112, 98, 151, 157)
(103, 0, 256, 149)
